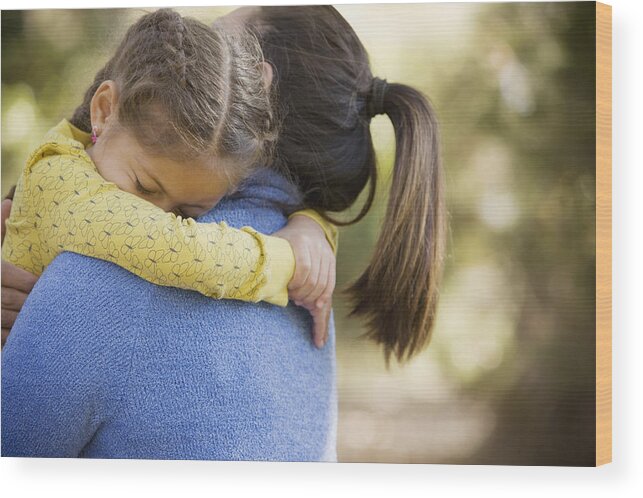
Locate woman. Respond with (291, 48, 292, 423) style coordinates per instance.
(2, 5, 445, 459)
(1, 166, 337, 461)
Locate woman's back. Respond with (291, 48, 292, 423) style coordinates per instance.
(1, 169, 337, 461)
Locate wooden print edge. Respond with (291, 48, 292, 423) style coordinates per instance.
(595, 1, 612, 467)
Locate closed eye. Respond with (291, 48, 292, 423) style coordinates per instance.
(135, 177, 156, 196)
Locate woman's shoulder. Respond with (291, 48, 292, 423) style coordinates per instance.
(7, 252, 148, 402)
(23, 252, 152, 327)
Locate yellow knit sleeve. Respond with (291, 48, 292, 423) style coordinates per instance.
(288, 209, 339, 253)
(3, 154, 295, 306)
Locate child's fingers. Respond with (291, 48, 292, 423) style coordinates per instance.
(315, 249, 336, 309)
(289, 242, 312, 292)
(298, 254, 329, 307)
(311, 301, 331, 348)
(294, 252, 321, 305)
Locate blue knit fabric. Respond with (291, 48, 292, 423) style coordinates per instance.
(1, 169, 337, 461)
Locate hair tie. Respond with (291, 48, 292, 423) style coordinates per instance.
(368, 77, 389, 118)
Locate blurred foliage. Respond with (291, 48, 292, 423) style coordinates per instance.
(2, 4, 596, 465)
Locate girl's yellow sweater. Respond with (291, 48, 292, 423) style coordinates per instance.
(2, 120, 337, 306)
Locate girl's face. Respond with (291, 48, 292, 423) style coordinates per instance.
(88, 125, 233, 219)
(88, 80, 234, 219)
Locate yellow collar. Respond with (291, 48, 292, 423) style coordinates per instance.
(26, 119, 94, 171)
(46, 119, 92, 148)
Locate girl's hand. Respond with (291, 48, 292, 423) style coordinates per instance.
(1, 198, 38, 347)
(274, 214, 336, 348)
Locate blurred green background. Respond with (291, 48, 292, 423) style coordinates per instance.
(1, 3, 596, 465)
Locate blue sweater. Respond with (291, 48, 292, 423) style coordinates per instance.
(1, 169, 337, 461)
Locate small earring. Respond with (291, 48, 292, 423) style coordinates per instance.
(91, 126, 98, 144)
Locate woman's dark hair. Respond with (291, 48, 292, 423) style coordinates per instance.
(71, 8, 276, 182)
(247, 6, 447, 363)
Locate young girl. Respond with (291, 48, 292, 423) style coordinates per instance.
(232, 6, 447, 363)
(1, 9, 337, 346)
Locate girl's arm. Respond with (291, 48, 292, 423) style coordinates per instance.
(2, 189, 337, 349)
(4, 153, 298, 306)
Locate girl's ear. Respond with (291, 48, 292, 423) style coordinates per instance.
(260, 61, 274, 90)
(90, 80, 118, 131)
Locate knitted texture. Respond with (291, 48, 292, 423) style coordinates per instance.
(1, 169, 337, 461)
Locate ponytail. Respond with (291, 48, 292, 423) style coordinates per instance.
(247, 6, 446, 363)
(347, 82, 446, 364)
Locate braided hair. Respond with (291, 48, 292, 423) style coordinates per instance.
(71, 9, 276, 180)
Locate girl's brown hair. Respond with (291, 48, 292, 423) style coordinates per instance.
(71, 8, 276, 181)
(247, 6, 446, 363)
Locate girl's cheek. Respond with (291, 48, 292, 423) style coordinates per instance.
(103, 168, 132, 191)
(96, 159, 137, 195)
